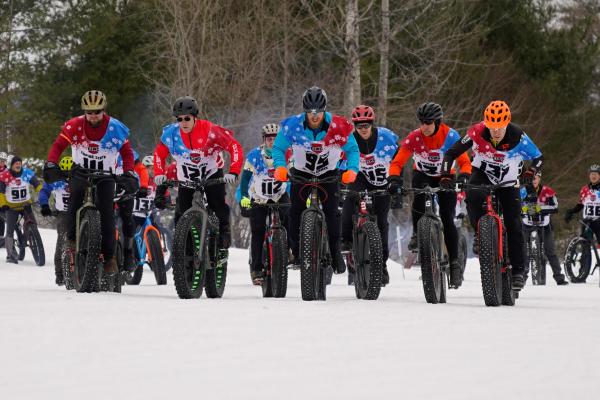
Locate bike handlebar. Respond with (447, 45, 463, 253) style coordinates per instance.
(250, 202, 291, 210)
(288, 173, 340, 185)
(459, 180, 519, 192)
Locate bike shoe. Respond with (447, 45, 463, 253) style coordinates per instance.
(332, 252, 346, 274)
(6, 255, 18, 264)
(382, 265, 390, 286)
(472, 235, 479, 255)
(341, 240, 352, 253)
(449, 260, 462, 288)
(103, 257, 119, 275)
(408, 234, 418, 252)
(512, 273, 525, 291)
(556, 275, 569, 286)
(251, 270, 264, 286)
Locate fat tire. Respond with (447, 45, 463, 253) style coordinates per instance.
(74, 209, 102, 293)
(27, 224, 45, 266)
(478, 215, 502, 306)
(529, 230, 544, 285)
(147, 230, 167, 285)
(172, 211, 206, 299)
(16, 228, 26, 261)
(270, 228, 288, 298)
(205, 215, 227, 298)
(418, 216, 445, 304)
(261, 239, 273, 298)
(564, 237, 591, 283)
(354, 221, 383, 300)
(299, 210, 324, 301)
(458, 231, 468, 277)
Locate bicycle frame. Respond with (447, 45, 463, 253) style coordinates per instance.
(578, 220, 600, 275)
(134, 209, 163, 267)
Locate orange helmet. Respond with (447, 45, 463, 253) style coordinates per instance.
(484, 100, 511, 129)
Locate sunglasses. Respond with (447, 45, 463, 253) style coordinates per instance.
(419, 119, 434, 125)
(176, 116, 193, 122)
(85, 110, 103, 115)
(355, 123, 371, 130)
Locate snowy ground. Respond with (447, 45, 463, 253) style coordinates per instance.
(1, 228, 600, 400)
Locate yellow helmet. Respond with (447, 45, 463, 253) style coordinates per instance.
(81, 90, 107, 111)
(59, 156, 73, 171)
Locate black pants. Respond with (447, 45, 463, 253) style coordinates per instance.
(523, 224, 565, 281)
(289, 169, 340, 259)
(466, 168, 525, 273)
(341, 173, 390, 261)
(67, 174, 116, 257)
(0, 210, 5, 237)
(582, 219, 600, 243)
(411, 171, 458, 261)
(117, 198, 135, 238)
(175, 171, 230, 247)
(249, 194, 290, 272)
(4, 206, 36, 237)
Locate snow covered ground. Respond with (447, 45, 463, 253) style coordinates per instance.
(1, 228, 599, 400)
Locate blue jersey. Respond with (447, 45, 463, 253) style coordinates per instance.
(243, 146, 288, 203)
(39, 180, 70, 212)
(357, 127, 399, 186)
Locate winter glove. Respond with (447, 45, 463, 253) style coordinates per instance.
(43, 161, 63, 183)
(154, 195, 167, 210)
(136, 187, 149, 198)
(274, 167, 288, 182)
(41, 204, 52, 217)
(154, 175, 167, 186)
(564, 208, 576, 223)
(521, 168, 536, 186)
(240, 197, 251, 209)
(439, 174, 455, 190)
(341, 170, 357, 184)
(224, 173, 238, 184)
(387, 175, 404, 195)
(118, 171, 140, 195)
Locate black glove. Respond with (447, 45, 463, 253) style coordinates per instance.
(41, 204, 52, 217)
(118, 171, 139, 195)
(136, 187, 149, 198)
(439, 174, 454, 190)
(1, 205, 9, 212)
(43, 161, 63, 183)
(564, 209, 575, 223)
(521, 168, 536, 186)
(457, 173, 470, 186)
(154, 195, 167, 210)
(387, 175, 404, 195)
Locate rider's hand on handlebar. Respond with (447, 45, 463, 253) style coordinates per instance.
(41, 204, 52, 217)
(439, 174, 454, 190)
(119, 171, 139, 195)
(274, 167, 288, 182)
(387, 175, 403, 194)
(43, 161, 63, 183)
(457, 173, 470, 185)
(154, 195, 167, 210)
(154, 175, 167, 186)
(341, 170, 357, 184)
(240, 196, 251, 209)
(224, 173, 238, 184)
(136, 187, 149, 198)
(521, 168, 536, 185)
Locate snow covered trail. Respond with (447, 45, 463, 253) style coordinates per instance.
(1, 228, 599, 400)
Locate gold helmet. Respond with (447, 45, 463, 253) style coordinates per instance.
(81, 90, 107, 111)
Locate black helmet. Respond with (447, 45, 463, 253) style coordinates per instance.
(590, 164, 600, 173)
(416, 102, 443, 123)
(302, 86, 327, 113)
(172, 96, 199, 117)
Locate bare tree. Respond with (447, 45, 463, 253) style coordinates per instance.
(377, 0, 390, 124)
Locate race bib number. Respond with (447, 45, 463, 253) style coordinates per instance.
(479, 160, 510, 183)
(81, 156, 105, 171)
(261, 179, 284, 196)
(584, 204, 600, 219)
(304, 152, 330, 173)
(134, 197, 153, 213)
(178, 162, 210, 182)
(7, 184, 30, 203)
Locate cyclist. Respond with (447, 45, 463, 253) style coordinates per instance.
(340, 105, 399, 286)
(564, 164, 600, 244)
(441, 100, 543, 290)
(0, 152, 7, 247)
(0, 155, 43, 264)
(272, 86, 360, 274)
(520, 171, 568, 285)
(39, 156, 72, 284)
(43, 90, 138, 275)
(388, 102, 472, 288)
(152, 96, 243, 251)
(132, 156, 157, 228)
(239, 123, 291, 285)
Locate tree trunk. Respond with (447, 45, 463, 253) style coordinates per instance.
(281, 0, 289, 118)
(344, 0, 361, 112)
(377, 0, 390, 125)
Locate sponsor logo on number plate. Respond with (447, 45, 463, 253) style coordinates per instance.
(428, 151, 440, 162)
(364, 154, 376, 166)
(190, 152, 202, 164)
(492, 153, 505, 162)
(87, 143, 99, 154)
(268, 168, 275, 178)
(311, 141, 324, 154)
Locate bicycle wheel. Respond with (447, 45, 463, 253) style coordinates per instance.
(529, 230, 544, 285)
(26, 224, 45, 266)
(55, 233, 65, 282)
(261, 237, 273, 298)
(418, 216, 446, 304)
(62, 248, 74, 290)
(299, 210, 325, 301)
(74, 209, 102, 293)
(354, 221, 383, 301)
(124, 244, 143, 285)
(205, 215, 227, 298)
(16, 228, 26, 261)
(172, 211, 206, 299)
(478, 215, 502, 306)
(458, 231, 468, 278)
(160, 228, 173, 271)
(147, 229, 167, 285)
(564, 237, 592, 283)
(270, 228, 289, 298)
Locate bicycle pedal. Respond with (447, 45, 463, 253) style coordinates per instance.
(287, 264, 300, 270)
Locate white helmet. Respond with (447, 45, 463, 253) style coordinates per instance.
(142, 155, 154, 167)
(0, 152, 7, 162)
(261, 123, 280, 137)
